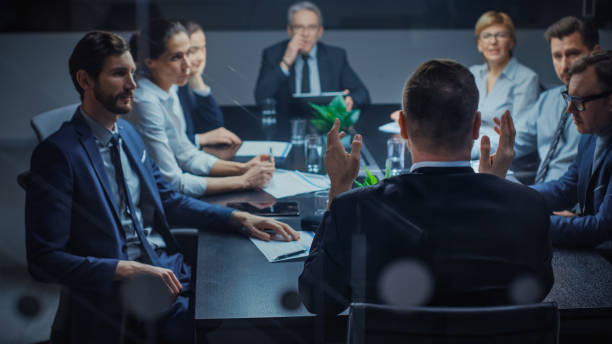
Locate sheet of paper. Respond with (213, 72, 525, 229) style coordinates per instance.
(250, 231, 315, 262)
(235, 141, 292, 158)
(378, 121, 400, 134)
(263, 169, 330, 199)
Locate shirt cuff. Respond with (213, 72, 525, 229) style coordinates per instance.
(192, 87, 212, 97)
(280, 64, 290, 76)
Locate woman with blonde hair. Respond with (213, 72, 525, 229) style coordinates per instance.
(469, 11, 539, 158)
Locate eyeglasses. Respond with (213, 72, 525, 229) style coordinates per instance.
(291, 24, 320, 33)
(478, 31, 511, 41)
(562, 89, 612, 112)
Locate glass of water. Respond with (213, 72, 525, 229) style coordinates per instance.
(305, 134, 323, 173)
(386, 137, 405, 176)
(290, 119, 307, 144)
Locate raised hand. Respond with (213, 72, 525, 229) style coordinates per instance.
(478, 110, 515, 178)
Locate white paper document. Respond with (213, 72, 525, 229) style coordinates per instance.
(250, 231, 315, 262)
(378, 121, 401, 134)
(263, 169, 330, 199)
(235, 141, 292, 158)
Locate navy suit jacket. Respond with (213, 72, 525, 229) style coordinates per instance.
(25, 109, 233, 342)
(299, 167, 553, 315)
(177, 84, 224, 145)
(254, 41, 370, 114)
(533, 134, 612, 247)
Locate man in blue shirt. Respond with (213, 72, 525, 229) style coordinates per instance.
(533, 50, 612, 247)
(514, 17, 600, 184)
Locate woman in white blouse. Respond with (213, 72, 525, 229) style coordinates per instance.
(469, 11, 540, 158)
(127, 19, 274, 197)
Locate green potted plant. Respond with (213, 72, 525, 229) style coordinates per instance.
(309, 95, 360, 134)
(354, 165, 391, 187)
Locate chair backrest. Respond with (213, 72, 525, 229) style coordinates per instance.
(347, 302, 559, 344)
(31, 103, 79, 142)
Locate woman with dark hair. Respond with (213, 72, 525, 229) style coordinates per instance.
(469, 11, 540, 158)
(178, 20, 242, 147)
(127, 19, 274, 197)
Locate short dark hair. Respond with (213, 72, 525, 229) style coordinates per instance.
(569, 50, 612, 91)
(402, 59, 479, 154)
(130, 18, 186, 67)
(544, 16, 599, 50)
(69, 31, 129, 99)
(180, 20, 203, 36)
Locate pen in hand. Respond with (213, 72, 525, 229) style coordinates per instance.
(269, 147, 273, 162)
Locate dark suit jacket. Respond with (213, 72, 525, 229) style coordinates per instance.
(25, 109, 233, 343)
(533, 134, 612, 247)
(299, 167, 553, 315)
(254, 40, 370, 114)
(178, 85, 224, 146)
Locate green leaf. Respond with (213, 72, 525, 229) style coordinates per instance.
(354, 180, 365, 187)
(329, 95, 347, 114)
(309, 102, 329, 119)
(364, 167, 379, 185)
(310, 119, 332, 132)
(348, 109, 360, 125)
(385, 163, 391, 179)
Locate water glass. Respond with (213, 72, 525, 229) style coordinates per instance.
(261, 98, 277, 125)
(290, 119, 307, 144)
(305, 134, 323, 173)
(314, 190, 329, 215)
(386, 137, 406, 176)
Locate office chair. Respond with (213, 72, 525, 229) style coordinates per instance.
(347, 302, 559, 344)
(31, 103, 80, 143)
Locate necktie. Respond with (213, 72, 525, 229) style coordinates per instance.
(109, 134, 160, 266)
(301, 54, 310, 94)
(535, 110, 570, 184)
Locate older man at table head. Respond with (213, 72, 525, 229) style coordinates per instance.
(512, 16, 600, 184)
(25, 30, 298, 343)
(254, 1, 370, 114)
(298, 59, 553, 315)
(532, 50, 612, 247)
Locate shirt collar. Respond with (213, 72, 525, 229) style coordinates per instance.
(410, 160, 472, 172)
(80, 107, 117, 146)
(137, 77, 172, 102)
(479, 57, 518, 81)
(306, 44, 317, 59)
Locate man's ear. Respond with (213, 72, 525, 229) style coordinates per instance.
(472, 111, 481, 140)
(286, 25, 293, 37)
(398, 111, 409, 140)
(76, 70, 94, 92)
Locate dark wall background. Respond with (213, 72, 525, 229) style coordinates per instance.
(2, 0, 611, 32)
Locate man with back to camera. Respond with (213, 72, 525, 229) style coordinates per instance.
(513, 16, 600, 184)
(254, 1, 370, 114)
(532, 50, 612, 248)
(25, 31, 298, 343)
(299, 59, 553, 315)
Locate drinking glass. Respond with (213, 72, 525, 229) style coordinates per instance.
(305, 134, 323, 173)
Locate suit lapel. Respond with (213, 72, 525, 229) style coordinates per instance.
(316, 43, 333, 92)
(72, 112, 122, 223)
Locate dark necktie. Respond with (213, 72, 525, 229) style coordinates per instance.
(109, 134, 160, 266)
(535, 110, 571, 184)
(301, 54, 310, 94)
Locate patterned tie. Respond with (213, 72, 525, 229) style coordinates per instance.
(109, 134, 160, 266)
(534, 110, 571, 184)
(301, 54, 310, 94)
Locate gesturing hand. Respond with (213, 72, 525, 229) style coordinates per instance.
(479, 110, 516, 178)
(115, 261, 182, 299)
(231, 211, 300, 242)
(198, 127, 242, 146)
(325, 119, 362, 204)
(241, 162, 275, 189)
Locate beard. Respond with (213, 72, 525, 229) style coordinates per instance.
(94, 86, 133, 115)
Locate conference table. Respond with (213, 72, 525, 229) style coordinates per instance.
(194, 104, 612, 343)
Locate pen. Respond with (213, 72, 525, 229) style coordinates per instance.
(273, 249, 306, 261)
(269, 147, 273, 162)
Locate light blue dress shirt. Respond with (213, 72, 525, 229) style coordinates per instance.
(127, 77, 219, 197)
(280, 44, 321, 94)
(514, 85, 581, 183)
(81, 108, 165, 260)
(469, 57, 540, 159)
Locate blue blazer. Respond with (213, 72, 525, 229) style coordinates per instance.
(178, 84, 224, 145)
(533, 134, 612, 247)
(25, 109, 233, 342)
(299, 167, 553, 315)
(254, 41, 370, 114)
